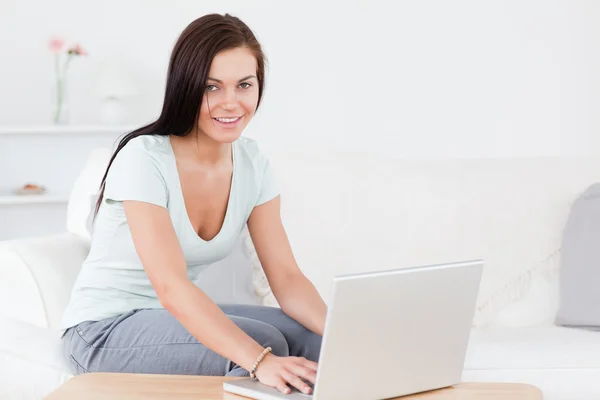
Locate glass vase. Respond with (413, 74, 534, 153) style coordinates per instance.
(52, 78, 70, 125)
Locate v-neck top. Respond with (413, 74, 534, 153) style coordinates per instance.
(60, 134, 279, 330)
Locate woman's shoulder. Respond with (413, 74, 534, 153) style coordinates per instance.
(235, 136, 269, 164)
(108, 134, 172, 182)
(123, 134, 169, 153)
(236, 136, 259, 154)
(115, 134, 170, 162)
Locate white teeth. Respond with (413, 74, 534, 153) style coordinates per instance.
(215, 117, 240, 123)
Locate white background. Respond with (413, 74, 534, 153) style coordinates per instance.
(1, 0, 599, 159)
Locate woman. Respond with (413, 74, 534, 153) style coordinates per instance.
(61, 13, 326, 396)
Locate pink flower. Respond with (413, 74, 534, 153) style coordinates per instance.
(68, 44, 88, 56)
(48, 36, 66, 54)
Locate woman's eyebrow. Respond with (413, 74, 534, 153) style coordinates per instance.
(207, 75, 257, 83)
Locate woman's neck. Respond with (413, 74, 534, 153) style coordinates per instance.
(171, 129, 231, 167)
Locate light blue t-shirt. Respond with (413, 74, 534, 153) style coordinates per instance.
(60, 134, 279, 330)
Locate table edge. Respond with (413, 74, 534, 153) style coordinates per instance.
(64, 373, 544, 393)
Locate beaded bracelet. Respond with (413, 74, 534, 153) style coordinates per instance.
(250, 347, 272, 378)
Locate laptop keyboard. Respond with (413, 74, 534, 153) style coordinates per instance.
(290, 381, 315, 397)
(289, 388, 313, 398)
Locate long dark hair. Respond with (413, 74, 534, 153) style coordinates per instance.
(94, 13, 267, 216)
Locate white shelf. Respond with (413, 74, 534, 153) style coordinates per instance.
(0, 194, 69, 205)
(0, 125, 137, 136)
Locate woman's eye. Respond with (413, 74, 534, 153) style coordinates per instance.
(239, 82, 252, 89)
(206, 85, 218, 92)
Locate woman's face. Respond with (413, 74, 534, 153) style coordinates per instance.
(197, 47, 259, 143)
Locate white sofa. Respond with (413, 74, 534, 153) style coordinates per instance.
(2, 145, 600, 400)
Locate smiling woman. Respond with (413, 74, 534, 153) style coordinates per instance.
(59, 13, 326, 397)
(200, 51, 259, 139)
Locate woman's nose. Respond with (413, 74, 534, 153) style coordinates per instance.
(221, 102, 235, 111)
(221, 88, 238, 110)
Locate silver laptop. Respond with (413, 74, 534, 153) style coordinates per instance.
(223, 260, 483, 400)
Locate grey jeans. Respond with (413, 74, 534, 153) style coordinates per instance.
(62, 304, 322, 376)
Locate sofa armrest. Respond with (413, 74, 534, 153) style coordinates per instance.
(0, 233, 90, 329)
(0, 314, 72, 400)
(0, 314, 69, 372)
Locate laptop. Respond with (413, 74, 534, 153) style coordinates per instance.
(223, 259, 483, 400)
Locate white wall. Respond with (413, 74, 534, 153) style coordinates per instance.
(1, 0, 599, 159)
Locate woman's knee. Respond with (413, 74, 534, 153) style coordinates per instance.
(231, 316, 289, 358)
(261, 327, 289, 358)
(298, 329, 322, 362)
(262, 309, 322, 361)
(257, 310, 322, 362)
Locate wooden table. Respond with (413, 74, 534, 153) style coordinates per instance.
(45, 373, 543, 399)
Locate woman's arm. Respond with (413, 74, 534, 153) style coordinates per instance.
(247, 196, 328, 336)
(124, 200, 265, 372)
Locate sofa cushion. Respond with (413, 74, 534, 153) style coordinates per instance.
(67, 148, 112, 241)
(464, 326, 600, 399)
(462, 368, 600, 400)
(465, 326, 600, 370)
(555, 183, 600, 329)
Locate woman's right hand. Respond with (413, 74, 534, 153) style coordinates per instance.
(254, 353, 318, 395)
